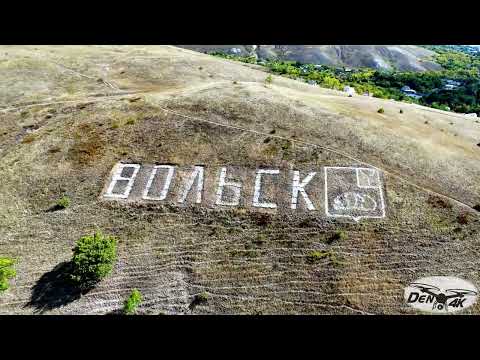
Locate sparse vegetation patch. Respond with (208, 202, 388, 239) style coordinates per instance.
(56, 195, 71, 209)
(307, 250, 342, 266)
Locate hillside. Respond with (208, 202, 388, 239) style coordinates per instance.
(179, 45, 442, 72)
(0, 45, 479, 314)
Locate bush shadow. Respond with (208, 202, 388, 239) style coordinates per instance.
(45, 204, 65, 212)
(26, 261, 93, 314)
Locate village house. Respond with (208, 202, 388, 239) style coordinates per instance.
(442, 79, 461, 91)
(443, 84, 456, 90)
(401, 85, 423, 99)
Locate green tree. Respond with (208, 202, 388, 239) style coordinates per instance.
(0, 257, 16, 292)
(70, 231, 117, 286)
(124, 289, 142, 314)
(322, 76, 342, 90)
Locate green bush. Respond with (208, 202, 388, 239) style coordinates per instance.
(377, 108, 385, 114)
(124, 289, 142, 314)
(265, 75, 273, 84)
(307, 250, 331, 262)
(307, 250, 342, 266)
(70, 231, 117, 286)
(195, 291, 209, 303)
(56, 195, 71, 209)
(331, 230, 347, 242)
(0, 257, 16, 292)
(399, 109, 403, 114)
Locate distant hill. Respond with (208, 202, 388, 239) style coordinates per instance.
(179, 45, 442, 72)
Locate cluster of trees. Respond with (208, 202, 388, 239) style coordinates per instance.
(210, 48, 480, 115)
(208, 51, 257, 64)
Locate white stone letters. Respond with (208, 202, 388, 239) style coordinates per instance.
(252, 169, 279, 209)
(102, 163, 386, 222)
(178, 166, 204, 204)
(142, 165, 175, 201)
(104, 163, 140, 199)
(215, 167, 242, 206)
(291, 171, 316, 210)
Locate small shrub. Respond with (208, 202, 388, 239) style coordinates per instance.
(427, 195, 452, 209)
(399, 109, 403, 114)
(233, 80, 238, 84)
(21, 134, 37, 144)
(252, 234, 266, 246)
(457, 213, 469, 225)
(253, 213, 271, 226)
(125, 118, 136, 125)
(377, 108, 385, 114)
(190, 291, 209, 310)
(334, 230, 347, 241)
(48, 146, 61, 154)
(307, 250, 342, 266)
(327, 230, 347, 243)
(265, 74, 273, 84)
(124, 289, 142, 314)
(473, 204, 480, 212)
(307, 250, 330, 263)
(70, 231, 117, 287)
(0, 257, 16, 292)
(195, 292, 208, 303)
(56, 195, 71, 209)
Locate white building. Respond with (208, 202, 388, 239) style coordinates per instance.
(344, 86, 356, 97)
(401, 86, 422, 99)
(445, 79, 461, 86)
(443, 84, 457, 90)
(442, 79, 461, 91)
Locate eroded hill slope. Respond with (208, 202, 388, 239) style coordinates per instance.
(179, 45, 441, 72)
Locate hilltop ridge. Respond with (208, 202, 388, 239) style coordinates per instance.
(179, 45, 442, 72)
